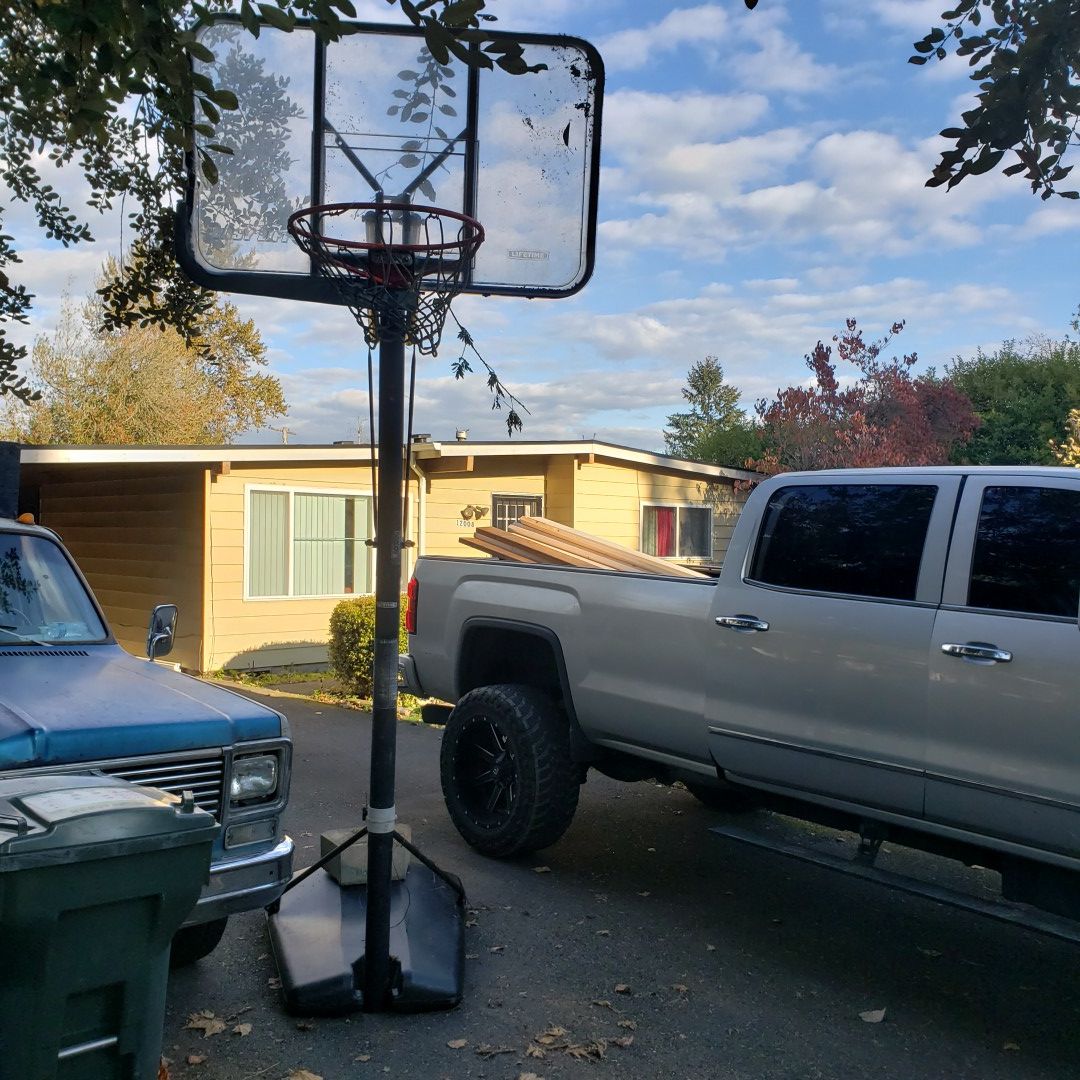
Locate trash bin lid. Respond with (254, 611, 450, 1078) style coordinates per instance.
(0, 773, 218, 870)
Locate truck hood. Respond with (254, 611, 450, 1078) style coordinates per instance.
(0, 644, 284, 767)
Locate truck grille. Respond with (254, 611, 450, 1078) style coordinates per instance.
(99, 754, 226, 819)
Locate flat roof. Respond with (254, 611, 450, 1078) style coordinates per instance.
(19, 440, 759, 482)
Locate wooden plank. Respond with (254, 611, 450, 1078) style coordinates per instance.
(460, 533, 527, 561)
(503, 522, 639, 571)
(514, 517, 706, 577)
(465, 527, 620, 568)
(515, 516, 690, 574)
(460, 517, 708, 577)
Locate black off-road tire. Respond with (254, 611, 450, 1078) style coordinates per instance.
(440, 684, 580, 858)
(170, 916, 229, 967)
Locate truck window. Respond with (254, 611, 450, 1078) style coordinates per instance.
(0, 534, 108, 643)
(968, 486, 1080, 617)
(749, 484, 937, 601)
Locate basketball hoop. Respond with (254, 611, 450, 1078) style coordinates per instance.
(288, 201, 485, 354)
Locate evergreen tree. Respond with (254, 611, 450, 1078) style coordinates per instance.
(664, 357, 760, 467)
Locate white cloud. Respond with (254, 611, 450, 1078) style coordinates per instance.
(1023, 202, 1080, 237)
(601, 5, 730, 72)
(823, 0, 946, 37)
(602, 90, 769, 155)
(729, 13, 841, 94)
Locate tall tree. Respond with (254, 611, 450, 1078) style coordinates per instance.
(664, 356, 760, 467)
(946, 321, 1080, 464)
(745, 0, 1079, 201)
(0, 263, 286, 445)
(751, 319, 979, 476)
(0, 0, 533, 398)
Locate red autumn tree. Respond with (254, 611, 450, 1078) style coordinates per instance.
(750, 319, 979, 476)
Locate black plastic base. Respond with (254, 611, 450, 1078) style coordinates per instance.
(267, 863, 465, 1015)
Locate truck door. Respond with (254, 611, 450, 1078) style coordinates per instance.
(705, 476, 958, 815)
(927, 477, 1080, 852)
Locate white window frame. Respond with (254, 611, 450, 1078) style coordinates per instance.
(640, 501, 713, 560)
(491, 492, 544, 530)
(244, 484, 375, 601)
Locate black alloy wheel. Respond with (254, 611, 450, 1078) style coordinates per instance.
(440, 683, 580, 858)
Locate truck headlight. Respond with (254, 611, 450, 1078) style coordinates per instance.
(230, 754, 279, 803)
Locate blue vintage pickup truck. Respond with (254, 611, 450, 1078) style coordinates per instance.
(0, 513, 294, 963)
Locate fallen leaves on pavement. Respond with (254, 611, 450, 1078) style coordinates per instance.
(185, 1012, 226, 1038)
(475, 1044, 515, 1058)
(525, 1021, 637, 1063)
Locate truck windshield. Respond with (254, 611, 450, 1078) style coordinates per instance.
(0, 534, 108, 644)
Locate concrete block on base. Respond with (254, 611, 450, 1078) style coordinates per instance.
(321, 823, 412, 885)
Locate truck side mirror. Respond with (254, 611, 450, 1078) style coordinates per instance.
(147, 604, 178, 660)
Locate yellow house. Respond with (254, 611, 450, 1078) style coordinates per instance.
(18, 440, 755, 673)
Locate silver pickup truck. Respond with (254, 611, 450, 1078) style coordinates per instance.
(401, 467, 1080, 924)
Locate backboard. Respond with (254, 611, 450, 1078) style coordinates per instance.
(176, 16, 603, 303)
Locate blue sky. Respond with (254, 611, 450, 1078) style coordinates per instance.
(5, 0, 1079, 451)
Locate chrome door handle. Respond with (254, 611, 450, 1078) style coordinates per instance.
(941, 642, 1012, 663)
(715, 615, 769, 632)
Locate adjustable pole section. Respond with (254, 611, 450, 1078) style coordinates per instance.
(362, 295, 409, 1010)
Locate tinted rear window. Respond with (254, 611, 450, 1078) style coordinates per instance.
(969, 486, 1080, 617)
(749, 484, 937, 601)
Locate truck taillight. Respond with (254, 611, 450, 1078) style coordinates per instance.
(405, 576, 418, 635)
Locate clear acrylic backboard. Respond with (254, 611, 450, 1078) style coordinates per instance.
(176, 16, 603, 303)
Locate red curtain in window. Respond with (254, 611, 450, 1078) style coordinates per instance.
(654, 507, 676, 556)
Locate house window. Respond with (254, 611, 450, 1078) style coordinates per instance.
(493, 494, 543, 530)
(247, 488, 373, 598)
(641, 504, 712, 559)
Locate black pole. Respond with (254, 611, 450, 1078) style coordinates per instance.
(362, 296, 408, 1010)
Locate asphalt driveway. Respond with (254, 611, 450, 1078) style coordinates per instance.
(164, 690, 1080, 1079)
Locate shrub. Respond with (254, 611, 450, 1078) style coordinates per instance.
(328, 595, 408, 697)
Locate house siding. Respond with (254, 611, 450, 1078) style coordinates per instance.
(35, 467, 204, 670)
(545, 457, 575, 525)
(422, 456, 548, 558)
(203, 462, 390, 672)
(572, 459, 641, 549)
(20, 444, 752, 673)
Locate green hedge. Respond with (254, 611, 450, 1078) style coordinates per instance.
(328, 595, 408, 697)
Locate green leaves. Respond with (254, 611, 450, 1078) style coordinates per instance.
(910, 0, 1080, 199)
(947, 329, 1080, 465)
(449, 313, 528, 436)
(0, 0, 551, 377)
(664, 357, 757, 466)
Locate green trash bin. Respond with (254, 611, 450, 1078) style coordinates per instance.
(0, 773, 219, 1080)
